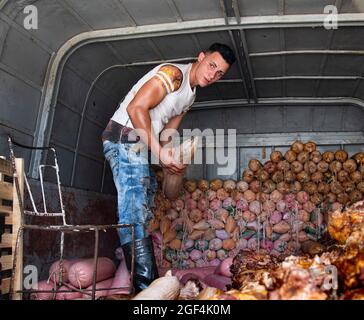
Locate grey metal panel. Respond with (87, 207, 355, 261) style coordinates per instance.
(86, 87, 119, 128)
(215, 82, 246, 100)
(343, 106, 364, 131)
(121, 0, 176, 25)
(284, 28, 329, 50)
(45, 144, 74, 186)
(63, 0, 133, 29)
(185, 163, 204, 181)
(323, 55, 364, 76)
(95, 67, 135, 99)
(151, 35, 197, 59)
(67, 42, 120, 80)
(74, 155, 103, 192)
(255, 106, 284, 133)
(251, 56, 282, 77)
(245, 29, 281, 53)
(206, 147, 238, 180)
(341, 1, 364, 13)
(14, 0, 89, 51)
(195, 85, 220, 102)
(0, 69, 41, 133)
(79, 119, 104, 159)
(312, 106, 345, 131)
(223, 107, 255, 133)
(331, 27, 364, 50)
(173, 0, 221, 20)
(256, 80, 283, 98)
(286, 80, 315, 96)
(285, 105, 313, 132)
(50, 102, 80, 148)
(317, 79, 357, 97)
(1, 27, 50, 86)
(111, 39, 161, 63)
(284, 0, 334, 14)
(58, 67, 90, 114)
(355, 80, 364, 100)
(237, 0, 279, 16)
(286, 54, 322, 75)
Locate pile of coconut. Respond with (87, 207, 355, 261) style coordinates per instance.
(149, 141, 364, 270)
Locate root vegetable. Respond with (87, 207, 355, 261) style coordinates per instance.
(188, 230, 205, 240)
(209, 238, 223, 251)
(304, 161, 317, 174)
(242, 169, 255, 183)
(291, 161, 303, 173)
(297, 151, 310, 164)
(303, 182, 317, 195)
(296, 171, 310, 183)
(243, 190, 256, 202)
(277, 160, 290, 172)
(198, 180, 210, 192)
(223, 179, 236, 192)
(189, 208, 203, 223)
(256, 169, 270, 182)
(208, 218, 225, 229)
(304, 141, 317, 153)
(277, 182, 290, 194)
(323, 151, 335, 163)
(317, 161, 329, 173)
(272, 171, 284, 183)
(285, 150, 297, 163)
(184, 180, 197, 193)
(236, 181, 249, 192)
(273, 221, 291, 234)
(262, 180, 276, 193)
(335, 150, 348, 162)
(271, 151, 283, 163)
(350, 171, 362, 183)
(284, 171, 296, 183)
(249, 159, 262, 172)
(249, 200, 262, 214)
(216, 229, 230, 240)
(264, 161, 277, 174)
(216, 188, 229, 201)
(249, 180, 261, 193)
(225, 216, 237, 233)
(222, 239, 236, 251)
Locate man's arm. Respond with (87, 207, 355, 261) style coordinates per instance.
(126, 65, 183, 174)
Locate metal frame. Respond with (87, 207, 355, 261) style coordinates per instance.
(7, 136, 135, 300)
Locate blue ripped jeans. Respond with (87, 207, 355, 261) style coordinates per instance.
(103, 140, 158, 246)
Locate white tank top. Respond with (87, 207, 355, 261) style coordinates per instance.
(111, 63, 196, 135)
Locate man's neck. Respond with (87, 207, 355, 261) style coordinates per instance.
(189, 62, 199, 88)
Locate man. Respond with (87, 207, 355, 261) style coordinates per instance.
(102, 43, 236, 293)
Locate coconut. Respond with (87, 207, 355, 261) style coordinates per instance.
(249, 180, 261, 193)
(357, 182, 364, 193)
(337, 170, 350, 183)
(303, 182, 317, 195)
(236, 180, 249, 192)
(335, 150, 348, 163)
(262, 180, 276, 194)
(317, 182, 330, 194)
(350, 171, 362, 183)
(198, 179, 210, 192)
(304, 161, 317, 174)
(291, 141, 304, 154)
(310, 151, 322, 164)
(284, 150, 297, 163)
(329, 161, 342, 173)
(277, 160, 290, 172)
(330, 181, 343, 195)
(297, 151, 310, 164)
(349, 190, 363, 203)
(296, 171, 310, 183)
(184, 180, 197, 193)
(343, 159, 357, 173)
(342, 181, 356, 193)
(223, 179, 236, 193)
(263, 161, 277, 174)
(242, 169, 255, 183)
(256, 169, 270, 182)
(310, 193, 323, 206)
(311, 171, 323, 184)
(276, 182, 290, 194)
(272, 171, 284, 183)
(323, 151, 335, 163)
(304, 141, 317, 153)
(337, 192, 349, 205)
(317, 161, 329, 173)
(271, 151, 283, 163)
(290, 181, 302, 193)
(249, 159, 262, 172)
(210, 179, 223, 191)
(291, 161, 303, 173)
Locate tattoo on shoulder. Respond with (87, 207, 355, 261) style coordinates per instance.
(154, 65, 183, 94)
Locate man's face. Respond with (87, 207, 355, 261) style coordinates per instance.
(195, 51, 231, 87)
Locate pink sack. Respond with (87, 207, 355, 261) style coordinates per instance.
(82, 278, 114, 299)
(49, 259, 82, 284)
(30, 280, 57, 300)
(55, 284, 83, 300)
(68, 257, 116, 288)
(107, 259, 131, 296)
(214, 257, 233, 277)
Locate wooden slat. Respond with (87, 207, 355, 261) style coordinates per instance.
(0, 277, 11, 295)
(0, 158, 12, 177)
(0, 233, 12, 248)
(12, 158, 23, 300)
(5, 215, 12, 225)
(0, 205, 12, 216)
(0, 181, 13, 201)
(0, 255, 13, 271)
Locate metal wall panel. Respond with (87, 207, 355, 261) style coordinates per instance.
(251, 56, 282, 77)
(284, 0, 334, 15)
(0, 69, 41, 133)
(324, 55, 364, 76)
(173, 0, 221, 21)
(51, 102, 81, 148)
(317, 80, 357, 97)
(284, 28, 329, 50)
(286, 55, 322, 76)
(74, 155, 103, 192)
(343, 106, 364, 131)
(1, 27, 50, 86)
(286, 80, 315, 97)
(245, 29, 281, 53)
(255, 106, 284, 133)
(238, 0, 279, 16)
(79, 119, 104, 160)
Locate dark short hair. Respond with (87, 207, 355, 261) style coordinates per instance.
(206, 43, 236, 66)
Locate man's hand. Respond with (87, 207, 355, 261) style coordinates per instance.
(159, 147, 186, 175)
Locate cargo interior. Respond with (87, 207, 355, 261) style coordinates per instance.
(0, 0, 363, 300)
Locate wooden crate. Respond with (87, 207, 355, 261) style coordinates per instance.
(0, 157, 23, 299)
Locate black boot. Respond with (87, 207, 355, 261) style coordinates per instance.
(122, 236, 159, 293)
